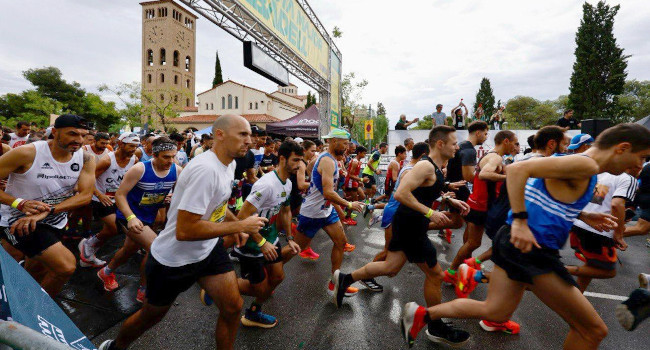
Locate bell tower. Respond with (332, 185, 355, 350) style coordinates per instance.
(141, 0, 197, 113)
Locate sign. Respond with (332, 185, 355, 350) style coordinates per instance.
(0, 246, 96, 350)
(237, 0, 330, 79)
(243, 41, 290, 86)
(330, 50, 341, 127)
(364, 120, 374, 140)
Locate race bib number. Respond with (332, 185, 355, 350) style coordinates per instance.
(209, 201, 227, 223)
(139, 192, 166, 206)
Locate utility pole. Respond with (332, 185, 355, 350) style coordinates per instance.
(367, 104, 372, 151)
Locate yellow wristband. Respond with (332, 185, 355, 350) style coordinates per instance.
(126, 214, 136, 222)
(425, 209, 434, 218)
(11, 198, 23, 209)
(347, 202, 352, 209)
(257, 237, 267, 247)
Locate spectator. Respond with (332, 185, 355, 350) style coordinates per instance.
(451, 101, 469, 130)
(395, 114, 419, 130)
(557, 109, 581, 131)
(567, 133, 594, 154)
(489, 106, 506, 130)
(432, 104, 446, 126)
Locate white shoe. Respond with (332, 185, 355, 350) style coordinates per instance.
(98, 340, 114, 350)
(78, 239, 105, 268)
(368, 213, 382, 227)
(640, 273, 650, 290)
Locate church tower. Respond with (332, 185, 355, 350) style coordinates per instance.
(141, 0, 197, 115)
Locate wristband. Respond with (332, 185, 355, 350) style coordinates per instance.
(348, 202, 353, 209)
(11, 198, 23, 209)
(511, 211, 528, 220)
(286, 235, 295, 241)
(257, 237, 267, 247)
(425, 208, 434, 218)
(126, 214, 137, 222)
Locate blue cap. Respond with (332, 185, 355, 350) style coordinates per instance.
(568, 133, 594, 150)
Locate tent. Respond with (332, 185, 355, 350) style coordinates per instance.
(635, 115, 650, 129)
(265, 105, 320, 138)
(194, 125, 212, 136)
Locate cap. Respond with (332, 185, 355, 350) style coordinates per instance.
(118, 132, 141, 145)
(322, 128, 350, 140)
(54, 114, 88, 129)
(568, 133, 594, 150)
(294, 137, 304, 143)
(44, 126, 53, 138)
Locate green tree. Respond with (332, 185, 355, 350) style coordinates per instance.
(212, 51, 223, 87)
(0, 90, 64, 127)
(376, 102, 386, 116)
(98, 82, 145, 129)
(23, 66, 86, 113)
(568, 1, 628, 122)
(333, 26, 342, 38)
(83, 93, 119, 130)
(413, 114, 433, 130)
(142, 87, 191, 132)
(305, 91, 316, 109)
(474, 77, 496, 118)
(503, 96, 558, 129)
(340, 72, 368, 131)
(615, 80, 650, 123)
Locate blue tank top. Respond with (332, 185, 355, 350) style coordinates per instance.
(506, 171, 597, 250)
(139, 147, 152, 162)
(383, 164, 414, 215)
(300, 153, 338, 218)
(116, 161, 177, 224)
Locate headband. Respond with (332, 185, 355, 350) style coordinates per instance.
(152, 142, 177, 154)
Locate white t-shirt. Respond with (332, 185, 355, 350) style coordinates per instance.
(150, 150, 235, 267)
(9, 133, 28, 148)
(573, 172, 637, 238)
(404, 150, 412, 164)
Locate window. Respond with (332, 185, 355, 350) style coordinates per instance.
(174, 75, 178, 85)
(222, 97, 225, 109)
(147, 49, 153, 66)
(205, 103, 208, 110)
(249, 102, 252, 109)
(186, 98, 190, 107)
(227, 95, 232, 109)
(160, 48, 166, 65)
(174, 95, 178, 103)
(255, 102, 258, 109)
(184, 18, 193, 29)
(210, 103, 214, 110)
(235, 96, 239, 109)
(160, 73, 164, 83)
(186, 79, 190, 88)
(160, 94, 164, 101)
(185, 56, 191, 72)
(173, 50, 179, 67)
(157, 7, 167, 17)
(145, 9, 155, 19)
(147, 74, 152, 84)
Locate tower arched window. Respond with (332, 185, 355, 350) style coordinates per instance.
(173, 51, 179, 67)
(211, 103, 214, 110)
(186, 98, 190, 107)
(185, 56, 191, 72)
(186, 79, 190, 88)
(222, 97, 225, 109)
(249, 102, 252, 109)
(174, 95, 178, 103)
(160, 48, 166, 65)
(227, 95, 232, 109)
(147, 49, 153, 66)
(255, 102, 258, 109)
(160, 94, 164, 101)
(160, 73, 165, 83)
(174, 75, 178, 85)
(235, 96, 239, 109)
(147, 74, 152, 84)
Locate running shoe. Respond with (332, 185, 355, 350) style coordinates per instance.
(425, 320, 470, 347)
(344, 243, 356, 252)
(330, 270, 359, 308)
(298, 247, 320, 260)
(443, 270, 457, 285)
(241, 308, 278, 328)
(98, 340, 115, 350)
(360, 278, 383, 292)
(455, 263, 479, 298)
(437, 229, 452, 244)
(200, 288, 214, 306)
(228, 251, 240, 262)
(574, 251, 586, 263)
(97, 267, 119, 292)
(368, 213, 382, 227)
(328, 279, 359, 297)
(616, 288, 650, 331)
(136, 286, 146, 303)
(363, 204, 371, 218)
(463, 257, 482, 271)
(350, 212, 358, 219)
(639, 273, 650, 290)
(479, 319, 520, 334)
(78, 239, 106, 268)
(400, 302, 428, 348)
(342, 218, 357, 226)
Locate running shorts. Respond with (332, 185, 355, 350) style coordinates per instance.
(569, 226, 617, 271)
(2, 224, 61, 257)
(385, 178, 395, 197)
(362, 174, 376, 189)
(91, 200, 116, 219)
(145, 239, 234, 306)
(231, 243, 282, 284)
(380, 203, 398, 229)
(464, 208, 487, 226)
(389, 213, 437, 268)
(297, 210, 339, 239)
(492, 225, 578, 288)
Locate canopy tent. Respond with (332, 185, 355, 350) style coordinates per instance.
(194, 125, 213, 136)
(265, 105, 320, 138)
(635, 115, 650, 129)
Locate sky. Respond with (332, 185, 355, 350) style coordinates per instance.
(1, 0, 649, 127)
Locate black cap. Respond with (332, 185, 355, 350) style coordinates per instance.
(54, 114, 88, 129)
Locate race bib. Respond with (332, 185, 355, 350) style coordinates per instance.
(209, 201, 227, 223)
(139, 192, 166, 206)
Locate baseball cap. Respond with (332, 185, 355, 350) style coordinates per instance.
(568, 133, 594, 150)
(294, 137, 304, 143)
(118, 132, 141, 145)
(322, 128, 350, 140)
(54, 114, 88, 129)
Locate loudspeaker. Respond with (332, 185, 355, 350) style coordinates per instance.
(581, 119, 611, 139)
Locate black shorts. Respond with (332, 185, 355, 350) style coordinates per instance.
(385, 179, 395, 197)
(231, 243, 283, 285)
(464, 208, 487, 226)
(2, 224, 61, 258)
(362, 174, 376, 189)
(145, 239, 234, 306)
(91, 200, 116, 219)
(388, 214, 437, 267)
(452, 186, 471, 203)
(569, 226, 617, 271)
(492, 225, 577, 288)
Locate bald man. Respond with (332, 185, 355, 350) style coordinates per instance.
(100, 115, 268, 350)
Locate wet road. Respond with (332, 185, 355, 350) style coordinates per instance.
(70, 216, 649, 349)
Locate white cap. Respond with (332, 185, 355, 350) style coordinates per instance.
(45, 126, 53, 138)
(294, 137, 304, 143)
(118, 132, 141, 145)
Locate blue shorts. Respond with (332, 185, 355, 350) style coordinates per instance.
(381, 202, 398, 229)
(297, 210, 340, 239)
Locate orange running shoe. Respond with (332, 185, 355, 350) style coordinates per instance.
(443, 269, 458, 285)
(328, 280, 358, 297)
(298, 247, 320, 260)
(97, 267, 119, 292)
(455, 263, 479, 298)
(479, 319, 521, 334)
(463, 257, 482, 271)
(344, 243, 356, 252)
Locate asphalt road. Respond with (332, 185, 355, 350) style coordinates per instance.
(69, 215, 649, 349)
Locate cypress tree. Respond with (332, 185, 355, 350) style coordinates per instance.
(568, 1, 628, 121)
(474, 77, 496, 117)
(212, 51, 223, 87)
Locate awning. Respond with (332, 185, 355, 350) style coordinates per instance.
(265, 105, 320, 138)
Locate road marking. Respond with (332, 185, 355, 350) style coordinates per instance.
(584, 291, 627, 301)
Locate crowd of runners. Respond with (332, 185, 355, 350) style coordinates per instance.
(0, 114, 649, 349)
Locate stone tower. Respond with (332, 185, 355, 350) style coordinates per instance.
(141, 0, 197, 115)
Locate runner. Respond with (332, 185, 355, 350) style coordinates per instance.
(203, 141, 303, 328)
(342, 146, 367, 225)
(258, 138, 278, 175)
(170, 132, 188, 167)
(82, 132, 111, 160)
(361, 142, 387, 201)
(334, 126, 471, 347)
(285, 128, 364, 297)
(445, 130, 518, 297)
(0, 114, 95, 296)
(401, 123, 650, 349)
(99, 115, 267, 350)
(624, 161, 650, 237)
(617, 274, 650, 331)
(96, 137, 180, 302)
(294, 140, 322, 261)
(8, 121, 30, 148)
(135, 134, 154, 162)
(384, 146, 406, 200)
(78, 133, 140, 268)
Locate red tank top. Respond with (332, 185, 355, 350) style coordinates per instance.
(345, 158, 362, 187)
(467, 152, 503, 212)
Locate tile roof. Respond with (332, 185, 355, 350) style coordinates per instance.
(172, 114, 280, 124)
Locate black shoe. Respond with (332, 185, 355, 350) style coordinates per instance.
(616, 288, 650, 331)
(332, 270, 348, 308)
(425, 321, 470, 347)
(360, 278, 383, 292)
(363, 205, 370, 218)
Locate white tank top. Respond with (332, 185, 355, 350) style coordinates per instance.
(299, 153, 339, 219)
(83, 144, 109, 162)
(92, 152, 137, 202)
(0, 141, 84, 229)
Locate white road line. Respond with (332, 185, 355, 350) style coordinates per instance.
(584, 291, 627, 301)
